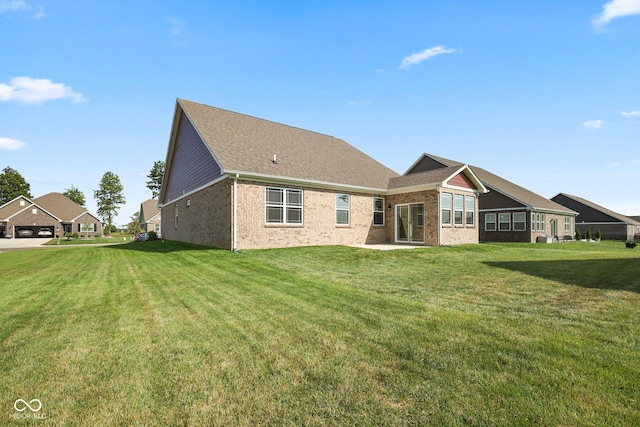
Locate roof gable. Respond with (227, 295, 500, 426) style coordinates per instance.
(551, 193, 640, 225)
(0, 196, 33, 220)
(408, 153, 575, 214)
(33, 193, 86, 222)
(174, 99, 399, 191)
(388, 165, 487, 194)
(140, 199, 160, 222)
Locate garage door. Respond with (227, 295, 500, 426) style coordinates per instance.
(15, 226, 54, 238)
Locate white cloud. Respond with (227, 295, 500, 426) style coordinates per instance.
(0, 1, 45, 19)
(592, 0, 640, 27)
(0, 76, 87, 104)
(399, 46, 457, 70)
(347, 100, 372, 106)
(606, 161, 623, 168)
(621, 110, 640, 117)
(0, 137, 27, 151)
(582, 119, 604, 129)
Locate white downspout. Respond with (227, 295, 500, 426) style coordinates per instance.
(436, 185, 442, 246)
(233, 174, 238, 251)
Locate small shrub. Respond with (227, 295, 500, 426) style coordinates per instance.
(148, 231, 158, 241)
(575, 229, 582, 240)
(586, 228, 592, 241)
(595, 229, 602, 241)
(95, 233, 101, 238)
(72, 233, 79, 239)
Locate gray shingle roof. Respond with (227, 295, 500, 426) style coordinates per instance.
(178, 99, 400, 190)
(419, 154, 575, 214)
(140, 199, 160, 222)
(33, 192, 87, 221)
(553, 193, 640, 225)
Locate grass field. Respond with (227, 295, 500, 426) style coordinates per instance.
(1, 241, 638, 425)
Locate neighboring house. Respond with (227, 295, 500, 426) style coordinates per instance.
(158, 99, 488, 250)
(140, 199, 161, 233)
(551, 193, 640, 241)
(0, 193, 102, 239)
(405, 154, 578, 243)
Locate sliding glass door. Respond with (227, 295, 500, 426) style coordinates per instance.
(396, 203, 424, 243)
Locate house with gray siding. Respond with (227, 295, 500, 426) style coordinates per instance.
(159, 99, 488, 250)
(405, 154, 577, 243)
(551, 193, 640, 241)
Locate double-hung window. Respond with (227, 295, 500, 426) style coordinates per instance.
(465, 196, 475, 225)
(485, 213, 496, 231)
(336, 194, 350, 225)
(266, 187, 303, 224)
(454, 195, 464, 225)
(498, 213, 511, 231)
(564, 216, 571, 232)
(441, 193, 452, 225)
(373, 197, 385, 226)
(513, 212, 526, 231)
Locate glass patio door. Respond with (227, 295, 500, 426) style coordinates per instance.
(396, 203, 424, 243)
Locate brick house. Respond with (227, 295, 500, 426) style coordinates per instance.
(140, 199, 161, 233)
(158, 99, 488, 250)
(406, 154, 577, 243)
(0, 192, 102, 238)
(551, 193, 640, 241)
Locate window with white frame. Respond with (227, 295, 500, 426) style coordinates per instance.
(78, 223, 96, 232)
(513, 212, 526, 231)
(498, 213, 511, 231)
(485, 213, 496, 231)
(454, 195, 464, 225)
(266, 187, 303, 224)
(174, 205, 178, 228)
(373, 197, 385, 226)
(465, 196, 475, 226)
(441, 193, 452, 225)
(564, 216, 571, 232)
(336, 194, 350, 225)
(533, 212, 545, 232)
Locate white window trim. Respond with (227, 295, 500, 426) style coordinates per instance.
(336, 193, 350, 225)
(454, 195, 464, 226)
(498, 213, 511, 231)
(373, 197, 385, 226)
(513, 212, 526, 231)
(441, 192, 452, 225)
(465, 196, 475, 226)
(265, 187, 304, 225)
(564, 216, 571, 232)
(485, 213, 496, 231)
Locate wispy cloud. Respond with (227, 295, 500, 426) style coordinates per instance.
(0, 1, 45, 19)
(592, 0, 640, 27)
(168, 17, 186, 36)
(606, 161, 623, 168)
(621, 109, 640, 117)
(582, 119, 604, 129)
(0, 137, 26, 151)
(0, 76, 87, 104)
(347, 100, 372, 106)
(399, 46, 457, 70)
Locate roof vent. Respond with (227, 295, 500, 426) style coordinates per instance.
(272, 154, 278, 164)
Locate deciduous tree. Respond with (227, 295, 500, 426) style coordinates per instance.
(62, 185, 86, 206)
(94, 171, 125, 235)
(0, 166, 32, 205)
(146, 160, 165, 199)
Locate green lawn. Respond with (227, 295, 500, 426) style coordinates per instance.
(1, 241, 638, 426)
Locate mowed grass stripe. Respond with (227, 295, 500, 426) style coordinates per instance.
(1, 241, 638, 425)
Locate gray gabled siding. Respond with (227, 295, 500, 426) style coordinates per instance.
(163, 113, 223, 204)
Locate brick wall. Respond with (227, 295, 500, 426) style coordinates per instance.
(235, 180, 388, 249)
(161, 179, 232, 248)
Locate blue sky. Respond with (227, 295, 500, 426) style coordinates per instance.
(1, 0, 639, 226)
